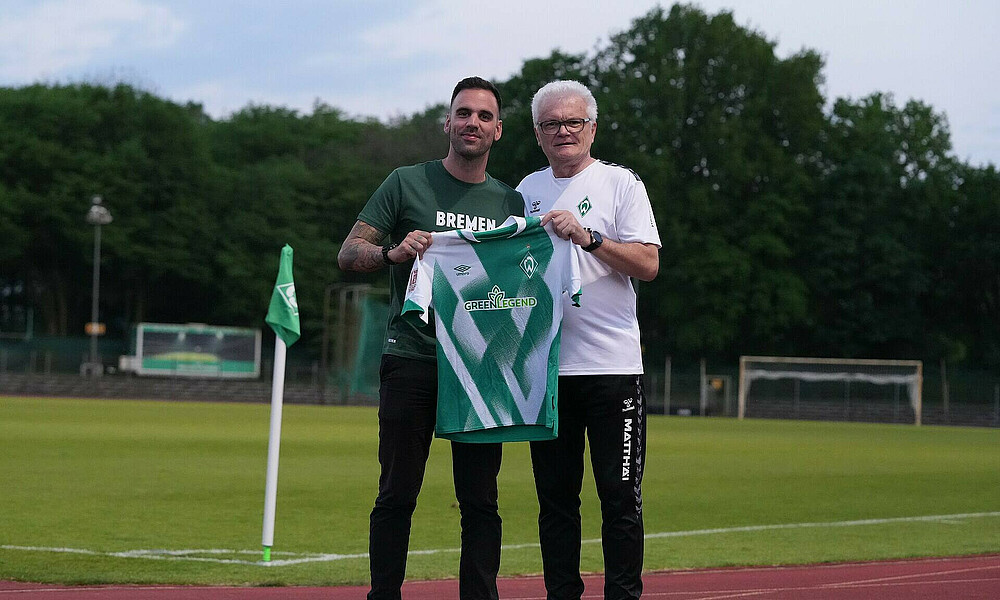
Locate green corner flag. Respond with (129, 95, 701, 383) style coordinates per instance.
(265, 244, 300, 347)
(262, 245, 299, 562)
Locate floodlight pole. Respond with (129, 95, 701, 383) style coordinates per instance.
(85, 195, 112, 373)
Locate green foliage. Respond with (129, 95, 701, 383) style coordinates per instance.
(589, 4, 825, 357)
(492, 50, 591, 186)
(931, 165, 1000, 366)
(804, 95, 963, 360)
(0, 84, 217, 335)
(0, 3, 996, 367)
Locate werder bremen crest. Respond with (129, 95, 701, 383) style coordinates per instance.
(577, 196, 591, 217)
(277, 283, 298, 316)
(520, 252, 538, 278)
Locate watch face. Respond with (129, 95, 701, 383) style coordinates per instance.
(584, 229, 603, 252)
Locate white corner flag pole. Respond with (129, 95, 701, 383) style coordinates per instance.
(261, 336, 287, 562)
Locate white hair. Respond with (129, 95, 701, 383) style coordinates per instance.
(530, 80, 598, 125)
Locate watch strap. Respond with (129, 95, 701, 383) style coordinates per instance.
(382, 242, 398, 265)
(582, 229, 603, 252)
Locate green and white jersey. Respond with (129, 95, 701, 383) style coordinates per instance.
(402, 216, 582, 443)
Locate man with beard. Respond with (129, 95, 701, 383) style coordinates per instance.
(338, 76, 524, 600)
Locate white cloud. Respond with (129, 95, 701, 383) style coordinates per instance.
(357, 0, 659, 80)
(337, 0, 666, 120)
(2, 0, 995, 164)
(0, 0, 185, 80)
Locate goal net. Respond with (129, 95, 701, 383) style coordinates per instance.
(738, 356, 923, 425)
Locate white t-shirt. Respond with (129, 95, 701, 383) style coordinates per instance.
(517, 160, 661, 375)
(402, 216, 582, 442)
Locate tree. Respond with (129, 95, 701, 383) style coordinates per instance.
(492, 51, 592, 187)
(928, 164, 1000, 367)
(804, 94, 961, 359)
(586, 4, 826, 359)
(0, 84, 217, 335)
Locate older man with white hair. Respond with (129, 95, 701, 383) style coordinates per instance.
(517, 80, 661, 600)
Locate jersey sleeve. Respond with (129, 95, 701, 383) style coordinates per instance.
(616, 177, 662, 247)
(357, 169, 402, 236)
(401, 252, 434, 325)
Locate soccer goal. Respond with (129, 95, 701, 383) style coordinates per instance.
(738, 356, 923, 425)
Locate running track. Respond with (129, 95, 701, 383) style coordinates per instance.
(2, 555, 998, 599)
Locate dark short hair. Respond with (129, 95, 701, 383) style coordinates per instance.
(450, 76, 502, 115)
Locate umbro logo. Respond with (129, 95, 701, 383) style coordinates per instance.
(454, 264, 472, 276)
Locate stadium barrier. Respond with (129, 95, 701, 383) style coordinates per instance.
(1, 338, 996, 427)
(646, 357, 998, 428)
(0, 371, 376, 405)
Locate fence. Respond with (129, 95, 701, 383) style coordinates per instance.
(0, 336, 377, 406)
(645, 357, 998, 427)
(1, 339, 997, 427)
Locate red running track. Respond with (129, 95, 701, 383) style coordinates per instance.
(2, 554, 998, 599)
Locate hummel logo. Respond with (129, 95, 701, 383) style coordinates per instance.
(454, 264, 472, 276)
(530, 200, 542, 213)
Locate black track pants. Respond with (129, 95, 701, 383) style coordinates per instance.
(530, 374, 646, 600)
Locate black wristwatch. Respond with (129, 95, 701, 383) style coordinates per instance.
(382, 242, 399, 265)
(582, 229, 603, 252)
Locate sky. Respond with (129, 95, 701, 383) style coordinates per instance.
(1, 0, 997, 166)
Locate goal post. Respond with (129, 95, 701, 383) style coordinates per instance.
(738, 356, 923, 425)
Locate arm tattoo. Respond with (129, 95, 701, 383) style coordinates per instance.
(338, 221, 388, 272)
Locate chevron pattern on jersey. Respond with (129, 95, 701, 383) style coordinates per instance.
(402, 217, 580, 442)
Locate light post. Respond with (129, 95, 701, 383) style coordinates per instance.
(84, 195, 112, 375)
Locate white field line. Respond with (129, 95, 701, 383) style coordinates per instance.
(2, 511, 998, 567)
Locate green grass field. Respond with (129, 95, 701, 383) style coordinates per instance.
(1, 395, 997, 586)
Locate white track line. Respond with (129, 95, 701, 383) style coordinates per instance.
(2, 511, 998, 567)
(0, 587, 200, 595)
(644, 511, 1000, 540)
(636, 577, 1000, 600)
(821, 562, 1000, 587)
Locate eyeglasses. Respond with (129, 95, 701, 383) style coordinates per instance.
(536, 118, 592, 135)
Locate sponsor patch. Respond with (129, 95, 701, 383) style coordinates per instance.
(465, 285, 536, 312)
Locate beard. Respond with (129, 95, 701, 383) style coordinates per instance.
(449, 126, 494, 160)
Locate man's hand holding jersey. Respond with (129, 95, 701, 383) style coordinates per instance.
(388, 230, 434, 263)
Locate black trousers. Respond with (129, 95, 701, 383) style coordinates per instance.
(368, 354, 503, 600)
(530, 375, 646, 600)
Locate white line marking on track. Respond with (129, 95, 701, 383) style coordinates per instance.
(643, 511, 1000, 540)
(821, 563, 1000, 587)
(0, 585, 354, 595)
(634, 577, 1000, 599)
(2, 511, 998, 567)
